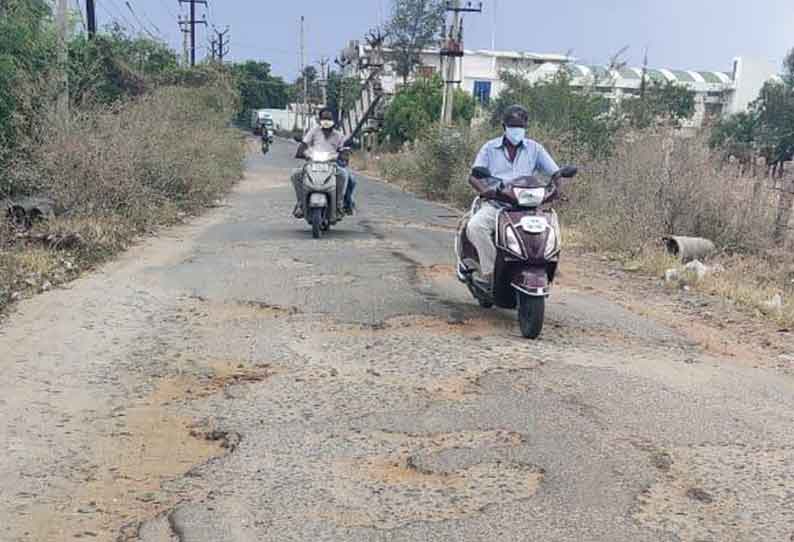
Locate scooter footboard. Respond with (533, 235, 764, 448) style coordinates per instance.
(511, 267, 550, 297)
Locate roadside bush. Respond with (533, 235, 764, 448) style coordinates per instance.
(5, 78, 244, 267)
(567, 132, 778, 254)
(378, 123, 487, 207)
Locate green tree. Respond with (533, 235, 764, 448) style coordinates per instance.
(68, 25, 179, 106)
(0, 0, 54, 147)
(386, 0, 445, 83)
(230, 60, 289, 118)
(753, 80, 794, 165)
(491, 70, 618, 156)
(709, 111, 758, 161)
(290, 65, 322, 105)
(326, 70, 361, 121)
(382, 74, 475, 145)
(622, 80, 695, 128)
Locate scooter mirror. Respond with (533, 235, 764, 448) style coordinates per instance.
(471, 166, 492, 179)
(559, 166, 578, 178)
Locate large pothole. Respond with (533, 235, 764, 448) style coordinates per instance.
(320, 430, 543, 529)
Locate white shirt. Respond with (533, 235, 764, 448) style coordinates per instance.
(473, 136, 559, 182)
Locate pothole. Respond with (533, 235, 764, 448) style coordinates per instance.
(322, 430, 543, 529)
(46, 362, 274, 541)
(634, 444, 794, 541)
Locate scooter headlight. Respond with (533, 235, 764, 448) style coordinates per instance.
(514, 187, 546, 207)
(504, 225, 524, 257)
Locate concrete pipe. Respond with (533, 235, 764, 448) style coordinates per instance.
(663, 236, 716, 262)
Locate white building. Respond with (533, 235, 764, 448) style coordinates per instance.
(341, 41, 782, 127)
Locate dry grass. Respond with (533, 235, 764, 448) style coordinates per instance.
(0, 80, 244, 312)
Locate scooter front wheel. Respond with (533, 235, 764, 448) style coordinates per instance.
(518, 292, 545, 339)
(310, 207, 323, 239)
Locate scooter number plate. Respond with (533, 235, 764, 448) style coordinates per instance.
(520, 216, 548, 234)
(311, 163, 331, 173)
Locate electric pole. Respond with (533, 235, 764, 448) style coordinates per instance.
(179, 17, 190, 66)
(300, 15, 309, 131)
(318, 57, 330, 106)
(210, 38, 217, 61)
(178, 0, 208, 67)
(56, 0, 69, 122)
(300, 16, 308, 130)
(86, 0, 97, 38)
(440, 1, 482, 124)
(214, 27, 230, 63)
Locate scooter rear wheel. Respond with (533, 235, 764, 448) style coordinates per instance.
(310, 208, 323, 239)
(518, 293, 545, 339)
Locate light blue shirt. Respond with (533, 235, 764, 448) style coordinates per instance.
(473, 136, 559, 182)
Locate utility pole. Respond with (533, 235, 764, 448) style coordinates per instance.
(86, 0, 97, 38)
(210, 38, 217, 61)
(179, 17, 190, 66)
(317, 57, 330, 106)
(55, 0, 69, 122)
(440, 1, 482, 125)
(214, 27, 230, 63)
(300, 16, 308, 130)
(178, 0, 208, 67)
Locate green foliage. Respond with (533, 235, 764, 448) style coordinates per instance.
(622, 80, 696, 128)
(290, 65, 322, 105)
(229, 60, 289, 119)
(709, 111, 758, 159)
(386, 0, 445, 83)
(711, 54, 794, 165)
(68, 26, 180, 106)
(326, 70, 361, 121)
(0, 0, 55, 147)
(491, 70, 618, 156)
(382, 75, 476, 145)
(753, 80, 794, 163)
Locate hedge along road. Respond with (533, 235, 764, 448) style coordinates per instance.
(0, 137, 793, 542)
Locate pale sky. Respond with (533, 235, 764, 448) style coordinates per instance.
(85, 0, 794, 78)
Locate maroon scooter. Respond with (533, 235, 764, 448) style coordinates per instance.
(455, 165, 578, 339)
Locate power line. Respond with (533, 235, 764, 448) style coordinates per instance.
(156, 0, 179, 20)
(125, 1, 160, 40)
(104, 0, 141, 32)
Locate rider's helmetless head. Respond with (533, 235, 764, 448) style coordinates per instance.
(319, 109, 335, 131)
(502, 105, 529, 146)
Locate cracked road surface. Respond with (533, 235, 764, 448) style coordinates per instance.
(2, 139, 794, 541)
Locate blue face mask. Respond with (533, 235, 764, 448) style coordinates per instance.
(505, 127, 526, 145)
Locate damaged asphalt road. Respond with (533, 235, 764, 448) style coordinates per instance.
(1, 139, 793, 542)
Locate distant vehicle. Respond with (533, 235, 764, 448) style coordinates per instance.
(293, 139, 350, 239)
(250, 109, 272, 135)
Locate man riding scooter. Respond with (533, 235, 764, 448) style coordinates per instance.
(291, 109, 355, 218)
(467, 105, 562, 289)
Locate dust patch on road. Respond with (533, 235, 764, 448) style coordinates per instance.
(634, 444, 794, 541)
(323, 430, 542, 529)
(187, 295, 302, 321)
(417, 263, 456, 282)
(366, 218, 458, 233)
(27, 361, 278, 541)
